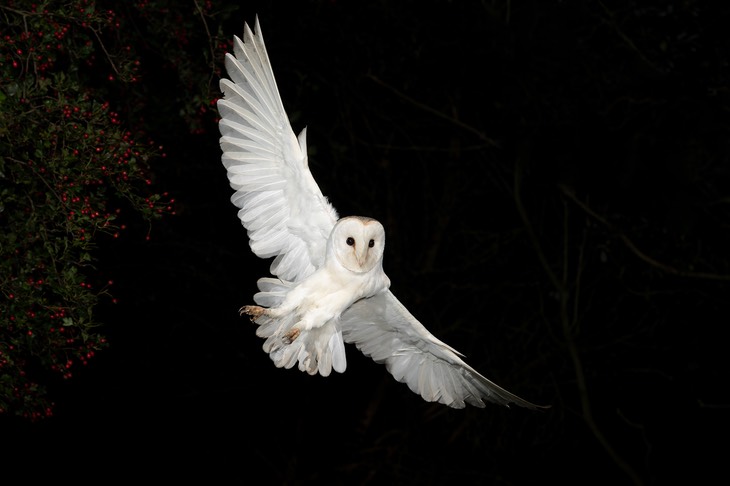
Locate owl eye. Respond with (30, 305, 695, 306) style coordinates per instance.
(346, 237, 355, 246)
(368, 239, 375, 248)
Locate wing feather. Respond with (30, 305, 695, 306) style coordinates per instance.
(218, 17, 338, 282)
(340, 291, 547, 410)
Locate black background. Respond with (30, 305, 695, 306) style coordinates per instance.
(4, 1, 729, 484)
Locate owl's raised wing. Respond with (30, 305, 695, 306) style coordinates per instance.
(218, 18, 338, 282)
(340, 290, 546, 409)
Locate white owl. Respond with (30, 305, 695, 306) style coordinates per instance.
(218, 17, 546, 409)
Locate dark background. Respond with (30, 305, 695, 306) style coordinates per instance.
(5, 1, 729, 484)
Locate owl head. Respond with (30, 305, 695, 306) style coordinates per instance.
(327, 216, 386, 274)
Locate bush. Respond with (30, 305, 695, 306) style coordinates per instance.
(0, 0, 174, 420)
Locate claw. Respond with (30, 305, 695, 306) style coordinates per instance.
(240, 305, 265, 321)
(282, 327, 300, 344)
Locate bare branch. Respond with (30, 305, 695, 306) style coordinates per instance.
(560, 185, 730, 282)
(367, 73, 501, 148)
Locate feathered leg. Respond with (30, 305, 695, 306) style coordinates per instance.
(242, 278, 347, 375)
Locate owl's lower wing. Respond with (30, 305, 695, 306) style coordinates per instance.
(218, 17, 338, 282)
(340, 291, 548, 409)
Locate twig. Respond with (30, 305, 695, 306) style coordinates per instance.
(560, 184, 730, 281)
(597, 0, 661, 73)
(88, 26, 119, 76)
(561, 202, 645, 486)
(515, 163, 644, 486)
(367, 73, 501, 148)
(193, 0, 216, 68)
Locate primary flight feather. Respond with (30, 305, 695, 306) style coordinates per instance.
(218, 17, 546, 409)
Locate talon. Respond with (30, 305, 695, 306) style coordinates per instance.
(282, 327, 300, 344)
(240, 305, 265, 321)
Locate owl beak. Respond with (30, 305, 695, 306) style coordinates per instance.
(355, 246, 368, 268)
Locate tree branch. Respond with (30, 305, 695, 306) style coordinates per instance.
(560, 184, 730, 281)
(514, 164, 644, 486)
(367, 73, 501, 148)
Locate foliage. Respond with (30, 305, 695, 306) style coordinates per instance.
(0, 0, 176, 420)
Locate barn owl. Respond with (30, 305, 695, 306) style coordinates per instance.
(217, 17, 546, 409)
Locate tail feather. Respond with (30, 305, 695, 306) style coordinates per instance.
(251, 277, 347, 376)
(260, 321, 347, 376)
(329, 329, 346, 374)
